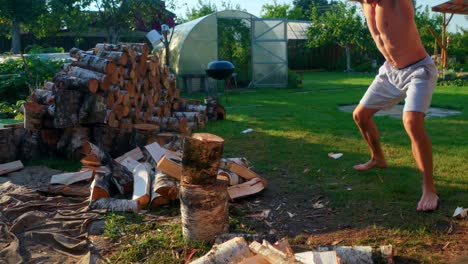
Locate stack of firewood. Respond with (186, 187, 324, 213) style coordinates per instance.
(18, 42, 225, 160)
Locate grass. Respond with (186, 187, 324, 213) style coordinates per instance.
(6, 71, 464, 262)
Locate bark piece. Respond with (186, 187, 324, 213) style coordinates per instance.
(190, 237, 253, 264)
(90, 172, 111, 201)
(90, 198, 139, 213)
(182, 133, 224, 185)
(180, 181, 229, 243)
(39, 183, 90, 197)
(0, 161, 24, 176)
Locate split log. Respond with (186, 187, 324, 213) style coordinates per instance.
(0, 127, 17, 163)
(182, 133, 224, 185)
(57, 126, 89, 159)
(90, 198, 139, 213)
(147, 116, 188, 133)
(31, 89, 55, 104)
(115, 147, 144, 163)
(249, 241, 298, 264)
(82, 141, 134, 194)
(53, 75, 99, 94)
(239, 255, 271, 264)
(217, 170, 242, 186)
(79, 93, 107, 124)
(150, 192, 170, 208)
(90, 172, 111, 201)
(219, 159, 268, 187)
(50, 170, 94, 185)
(153, 169, 178, 200)
(155, 132, 179, 147)
(74, 52, 117, 74)
(132, 124, 160, 147)
(53, 89, 82, 128)
(24, 102, 46, 130)
(95, 50, 128, 65)
(228, 178, 266, 200)
(0, 160, 24, 176)
(190, 237, 253, 264)
(66, 65, 114, 90)
(119, 42, 149, 56)
(180, 180, 229, 243)
(157, 156, 182, 180)
(40, 129, 61, 151)
(316, 245, 394, 264)
(132, 163, 152, 209)
(40, 184, 90, 197)
(294, 251, 339, 264)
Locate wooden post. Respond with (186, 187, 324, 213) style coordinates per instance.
(182, 133, 224, 185)
(180, 180, 229, 243)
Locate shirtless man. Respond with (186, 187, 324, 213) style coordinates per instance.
(349, 0, 439, 211)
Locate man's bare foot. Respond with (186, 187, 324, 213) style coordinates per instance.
(353, 159, 387, 172)
(417, 192, 439, 211)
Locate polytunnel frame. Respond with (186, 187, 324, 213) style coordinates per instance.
(162, 10, 291, 90)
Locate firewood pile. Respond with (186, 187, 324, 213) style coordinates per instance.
(0, 43, 226, 163)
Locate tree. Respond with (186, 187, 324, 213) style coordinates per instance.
(413, 4, 442, 55)
(184, 0, 217, 21)
(90, 0, 175, 44)
(260, 0, 302, 20)
(292, 0, 330, 20)
(307, 1, 367, 71)
(0, 0, 47, 54)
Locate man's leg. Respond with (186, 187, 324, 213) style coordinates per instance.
(353, 104, 388, 171)
(402, 111, 438, 211)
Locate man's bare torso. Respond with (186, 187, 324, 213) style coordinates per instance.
(356, 0, 427, 68)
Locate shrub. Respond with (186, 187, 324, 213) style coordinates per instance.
(25, 44, 65, 54)
(0, 56, 64, 103)
(288, 70, 302, 89)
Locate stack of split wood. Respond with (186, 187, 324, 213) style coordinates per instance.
(16, 42, 225, 160)
(190, 236, 394, 264)
(44, 137, 266, 215)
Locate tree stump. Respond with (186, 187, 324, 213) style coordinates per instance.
(0, 127, 17, 163)
(132, 124, 160, 147)
(180, 180, 229, 243)
(182, 133, 224, 185)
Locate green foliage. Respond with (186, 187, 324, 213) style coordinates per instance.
(0, 100, 25, 118)
(0, 56, 64, 103)
(24, 44, 65, 54)
(260, 0, 302, 20)
(218, 18, 251, 86)
(437, 79, 466, 87)
(292, 0, 330, 20)
(183, 0, 244, 22)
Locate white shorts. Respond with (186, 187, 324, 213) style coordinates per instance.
(360, 55, 438, 113)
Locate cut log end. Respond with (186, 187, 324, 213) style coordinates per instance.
(191, 133, 224, 143)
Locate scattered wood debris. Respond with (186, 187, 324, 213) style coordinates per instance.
(453, 207, 467, 219)
(192, 236, 394, 264)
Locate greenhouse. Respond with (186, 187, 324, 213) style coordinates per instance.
(155, 10, 310, 91)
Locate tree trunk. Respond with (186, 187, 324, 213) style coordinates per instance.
(11, 20, 21, 54)
(182, 133, 224, 185)
(180, 181, 229, 243)
(345, 45, 353, 72)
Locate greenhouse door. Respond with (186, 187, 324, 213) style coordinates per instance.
(252, 19, 288, 87)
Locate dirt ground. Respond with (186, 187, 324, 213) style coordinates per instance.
(1, 166, 466, 263)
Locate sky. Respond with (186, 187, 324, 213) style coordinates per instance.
(169, 0, 466, 32)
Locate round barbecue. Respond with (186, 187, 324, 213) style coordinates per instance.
(205, 61, 235, 80)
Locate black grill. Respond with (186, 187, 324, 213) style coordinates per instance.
(205, 61, 235, 80)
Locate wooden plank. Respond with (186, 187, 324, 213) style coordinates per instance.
(228, 178, 265, 199)
(50, 170, 94, 185)
(0, 160, 24, 176)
